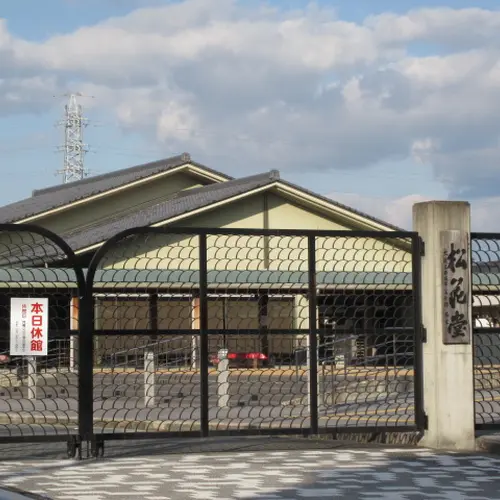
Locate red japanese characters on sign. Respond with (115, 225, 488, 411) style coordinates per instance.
(10, 298, 49, 356)
(30, 340, 44, 352)
(30, 302, 45, 353)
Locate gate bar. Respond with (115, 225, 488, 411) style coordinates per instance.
(199, 234, 209, 437)
(308, 235, 319, 435)
(412, 235, 426, 430)
(78, 285, 94, 442)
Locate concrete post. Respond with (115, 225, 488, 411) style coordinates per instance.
(217, 348, 230, 407)
(27, 356, 36, 400)
(144, 349, 156, 407)
(413, 201, 475, 450)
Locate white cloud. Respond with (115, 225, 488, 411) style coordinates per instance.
(368, 8, 500, 48)
(1, 1, 500, 209)
(329, 192, 431, 230)
(157, 100, 200, 143)
(330, 191, 500, 231)
(411, 138, 440, 164)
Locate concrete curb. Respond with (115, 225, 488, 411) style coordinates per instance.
(0, 413, 415, 430)
(476, 434, 500, 455)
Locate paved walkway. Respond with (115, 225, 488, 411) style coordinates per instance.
(1, 446, 500, 499)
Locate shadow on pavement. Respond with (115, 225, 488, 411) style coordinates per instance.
(237, 450, 500, 500)
(1, 447, 500, 500)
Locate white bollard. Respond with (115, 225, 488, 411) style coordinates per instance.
(191, 336, 198, 370)
(27, 356, 37, 400)
(217, 349, 230, 408)
(306, 336, 322, 412)
(69, 297, 79, 374)
(191, 296, 200, 370)
(335, 354, 345, 369)
(144, 349, 156, 407)
(69, 335, 77, 373)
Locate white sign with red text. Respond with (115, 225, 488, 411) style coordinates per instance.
(10, 298, 48, 356)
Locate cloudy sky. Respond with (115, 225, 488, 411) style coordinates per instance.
(1, 0, 500, 229)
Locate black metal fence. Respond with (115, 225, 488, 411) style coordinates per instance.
(0, 225, 425, 458)
(471, 233, 500, 430)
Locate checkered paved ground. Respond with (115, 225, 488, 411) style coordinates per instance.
(1, 445, 500, 499)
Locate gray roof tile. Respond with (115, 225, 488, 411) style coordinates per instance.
(0, 153, 231, 224)
(0, 150, 404, 256)
(62, 171, 278, 251)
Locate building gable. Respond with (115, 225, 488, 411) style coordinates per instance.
(101, 189, 411, 276)
(176, 191, 348, 231)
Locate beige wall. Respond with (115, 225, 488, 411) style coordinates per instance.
(104, 191, 412, 274)
(94, 296, 296, 357)
(96, 298, 193, 357)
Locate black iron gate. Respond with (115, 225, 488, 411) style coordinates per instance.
(79, 227, 426, 456)
(0, 223, 86, 454)
(0, 225, 425, 458)
(471, 233, 500, 430)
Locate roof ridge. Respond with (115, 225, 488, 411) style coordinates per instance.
(169, 170, 278, 200)
(0, 153, 233, 224)
(32, 153, 190, 197)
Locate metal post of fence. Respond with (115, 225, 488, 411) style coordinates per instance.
(78, 289, 95, 445)
(411, 233, 426, 433)
(393, 332, 396, 369)
(145, 293, 158, 407)
(321, 362, 325, 406)
(144, 349, 156, 407)
(199, 234, 209, 437)
(307, 235, 319, 435)
(27, 356, 37, 400)
(295, 349, 300, 384)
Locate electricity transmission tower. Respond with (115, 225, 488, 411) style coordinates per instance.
(57, 93, 91, 183)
